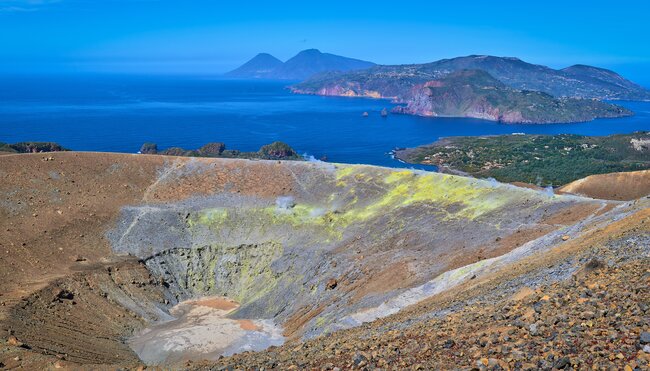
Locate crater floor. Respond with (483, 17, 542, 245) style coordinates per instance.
(129, 296, 284, 365)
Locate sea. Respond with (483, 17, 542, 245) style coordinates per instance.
(1, 74, 649, 169)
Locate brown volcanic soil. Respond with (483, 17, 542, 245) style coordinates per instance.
(559, 170, 650, 201)
(0, 152, 167, 368)
(0, 152, 158, 291)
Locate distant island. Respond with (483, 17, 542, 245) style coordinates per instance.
(226, 49, 375, 80)
(291, 55, 650, 124)
(139, 141, 302, 161)
(395, 132, 650, 186)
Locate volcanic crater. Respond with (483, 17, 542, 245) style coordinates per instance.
(0, 152, 647, 369)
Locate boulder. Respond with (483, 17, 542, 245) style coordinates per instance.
(160, 147, 188, 156)
(198, 142, 226, 157)
(258, 141, 298, 159)
(6, 336, 22, 347)
(139, 143, 158, 154)
(8, 142, 68, 153)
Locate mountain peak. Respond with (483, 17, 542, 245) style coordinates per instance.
(562, 64, 615, 74)
(254, 52, 277, 58)
(227, 49, 375, 81)
(561, 64, 645, 91)
(225, 53, 283, 78)
(297, 49, 322, 55)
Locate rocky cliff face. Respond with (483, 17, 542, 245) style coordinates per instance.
(391, 70, 632, 124)
(291, 82, 382, 99)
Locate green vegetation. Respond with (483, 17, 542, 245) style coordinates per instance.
(139, 142, 158, 154)
(258, 141, 299, 159)
(143, 141, 302, 161)
(0, 143, 14, 153)
(396, 132, 650, 186)
(0, 141, 68, 153)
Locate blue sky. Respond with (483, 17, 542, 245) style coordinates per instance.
(1, 0, 649, 82)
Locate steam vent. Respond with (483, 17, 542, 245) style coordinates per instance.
(1, 152, 648, 369)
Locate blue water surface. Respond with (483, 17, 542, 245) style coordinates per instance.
(1, 74, 649, 169)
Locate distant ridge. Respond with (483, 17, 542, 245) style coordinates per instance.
(560, 64, 648, 97)
(293, 54, 650, 101)
(226, 49, 375, 81)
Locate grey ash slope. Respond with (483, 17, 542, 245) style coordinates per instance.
(226, 49, 375, 80)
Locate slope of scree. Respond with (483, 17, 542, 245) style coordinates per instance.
(194, 222, 650, 370)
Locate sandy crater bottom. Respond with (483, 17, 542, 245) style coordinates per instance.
(128, 297, 284, 365)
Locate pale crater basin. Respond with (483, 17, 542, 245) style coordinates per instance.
(128, 297, 284, 365)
